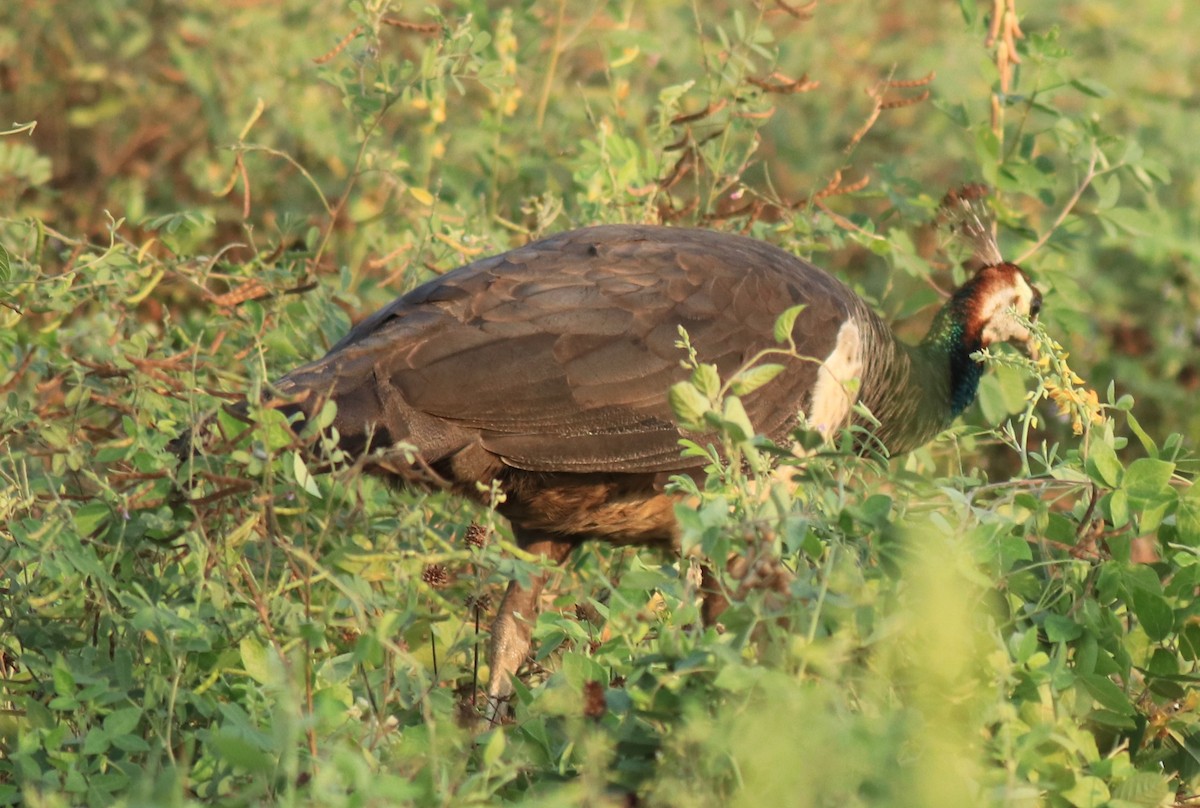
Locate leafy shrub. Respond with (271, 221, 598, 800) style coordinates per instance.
(1, 1, 1198, 805)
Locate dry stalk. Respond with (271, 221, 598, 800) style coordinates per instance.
(987, 0, 1024, 136)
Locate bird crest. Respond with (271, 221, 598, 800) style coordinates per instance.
(938, 183, 1005, 269)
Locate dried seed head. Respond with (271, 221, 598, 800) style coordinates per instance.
(938, 183, 1004, 268)
(466, 593, 493, 612)
(422, 564, 450, 588)
(575, 602, 603, 625)
(463, 523, 489, 548)
(583, 680, 607, 719)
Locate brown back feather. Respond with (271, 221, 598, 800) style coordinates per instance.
(273, 226, 862, 474)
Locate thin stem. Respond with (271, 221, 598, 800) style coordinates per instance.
(1016, 148, 1099, 264)
(535, 0, 567, 131)
(796, 543, 836, 680)
(430, 625, 438, 679)
(471, 603, 481, 707)
(1017, 385, 1040, 477)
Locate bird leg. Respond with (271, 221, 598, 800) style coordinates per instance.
(486, 535, 574, 722)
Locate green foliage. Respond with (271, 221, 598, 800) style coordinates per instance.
(2, 1, 1199, 805)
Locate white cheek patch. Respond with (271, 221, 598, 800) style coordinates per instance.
(981, 275, 1035, 346)
(807, 319, 863, 439)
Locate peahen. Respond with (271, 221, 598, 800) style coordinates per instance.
(178, 187, 1043, 716)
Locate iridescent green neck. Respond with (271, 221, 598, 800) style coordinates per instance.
(918, 301, 983, 418)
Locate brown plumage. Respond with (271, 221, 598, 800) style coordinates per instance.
(187, 214, 1042, 717)
(273, 226, 851, 477)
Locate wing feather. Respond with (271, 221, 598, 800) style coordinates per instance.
(280, 226, 860, 473)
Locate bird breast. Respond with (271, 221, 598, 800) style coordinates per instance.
(805, 319, 865, 438)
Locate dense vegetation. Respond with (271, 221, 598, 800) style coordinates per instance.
(2, 1, 1199, 805)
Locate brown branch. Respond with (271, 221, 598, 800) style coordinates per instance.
(670, 99, 728, 127)
(814, 198, 885, 242)
(237, 155, 252, 220)
(211, 279, 268, 309)
(787, 170, 871, 212)
(771, 0, 817, 19)
(844, 72, 934, 153)
(988, 0, 1024, 134)
(747, 72, 819, 95)
(379, 17, 440, 34)
(0, 352, 34, 394)
(880, 90, 930, 110)
(657, 149, 696, 191)
(313, 26, 365, 64)
(884, 72, 936, 89)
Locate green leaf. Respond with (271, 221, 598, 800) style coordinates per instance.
(772, 304, 806, 343)
(1107, 489, 1129, 528)
(692, 363, 721, 399)
(657, 80, 696, 108)
(292, 451, 322, 498)
(1123, 458, 1175, 503)
(1043, 614, 1082, 643)
(721, 396, 755, 442)
(729, 363, 785, 396)
(560, 652, 607, 690)
(669, 381, 710, 428)
(1130, 589, 1174, 641)
(975, 374, 1008, 425)
(1091, 174, 1120, 211)
(996, 532, 1033, 567)
(1062, 775, 1110, 807)
(1085, 438, 1122, 488)
(1180, 624, 1200, 661)
(856, 494, 893, 528)
(1140, 497, 1174, 533)
(0, 243, 9, 283)
(1071, 77, 1111, 98)
(240, 637, 271, 685)
(111, 734, 151, 753)
(215, 407, 252, 443)
(481, 728, 506, 768)
(713, 663, 767, 692)
(1078, 674, 1134, 715)
(73, 502, 112, 536)
(1099, 206, 1153, 236)
(211, 731, 273, 774)
(52, 660, 76, 697)
(1125, 411, 1158, 456)
(81, 727, 111, 755)
(103, 707, 142, 737)
(259, 407, 297, 452)
(1010, 629, 1039, 664)
(1176, 483, 1200, 547)
(313, 399, 338, 431)
(1111, 772, 1172, 806)
(518, 718, 552, 756)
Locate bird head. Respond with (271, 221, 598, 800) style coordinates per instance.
(958, 261, 1042, 355)
(938, 184, 1043, 357)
